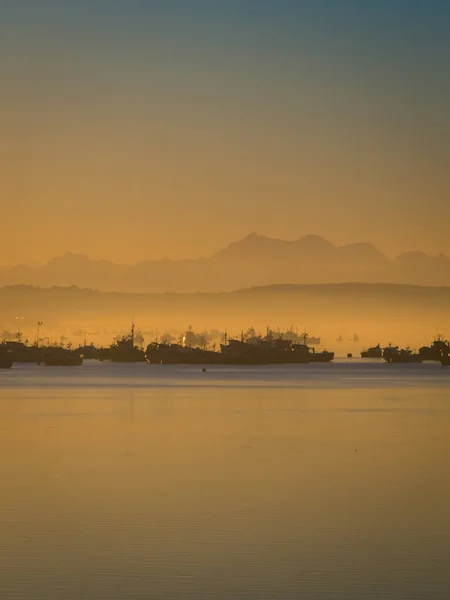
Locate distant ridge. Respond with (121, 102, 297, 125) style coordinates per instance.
(1, 234, 449, 293)
(236, 282, 449, 293)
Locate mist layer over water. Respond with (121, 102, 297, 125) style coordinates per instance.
(1, 361, 450, 599)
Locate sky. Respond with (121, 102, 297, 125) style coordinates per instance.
(1, 0, 449, 264)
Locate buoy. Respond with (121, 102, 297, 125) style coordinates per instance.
(202, 368, 206, 372)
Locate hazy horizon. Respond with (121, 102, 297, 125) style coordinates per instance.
(1, 283, 449, 354)
(2, 0, 450, 265)
(3, 231, 449, 268)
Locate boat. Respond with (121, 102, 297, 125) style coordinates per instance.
(219, 332, 333, 365)
(146, 328, 335, 366)
(109, 323, 146, 362)
(441, 355, 450, 366)
(308, 348, 335, 363)
(146, 342, 222, 364)
(44, 349, 83, 366)
(219, 338, 271, 364)
(419, 336, 450, 361)
(220, 334, 310, 365)
(361, 344, 382, 358)
(0, 341, 42, 363)
(73, 344, 99, 360)
(291, 333, 334, 363)
(383, 346, 422, 363)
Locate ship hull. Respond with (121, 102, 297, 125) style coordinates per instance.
(44, 356, 83, 366)
(361, 345, 383, 358)
(146, 338, 333, 366)
(309, 352, 334, 363)
(43, 352, 83, 367)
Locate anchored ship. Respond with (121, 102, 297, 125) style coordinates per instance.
(419, 336, 450, 361)
(383, 345, 422, 363)
(43, 348, 83, 366)
(361, 344, 383, 358)
(146, 330, 334, 365)
(109, 323, 146, 363)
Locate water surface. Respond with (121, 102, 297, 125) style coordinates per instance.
(1, 360, 449, 599)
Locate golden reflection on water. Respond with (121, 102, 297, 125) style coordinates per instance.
(1, 370, 450, 599)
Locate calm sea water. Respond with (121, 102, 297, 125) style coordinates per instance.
(1, 360, 450, 600)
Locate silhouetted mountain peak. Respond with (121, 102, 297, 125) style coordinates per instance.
(296, 234, 335, 250)
(2, 235, 450, 292)
(243, 231, 261, 240)
(47, 253, 116, 267)
(49, 253, 91, 264)
(213, 232, 290, 261)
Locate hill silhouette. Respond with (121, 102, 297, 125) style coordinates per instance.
(1, 234, 449, 292)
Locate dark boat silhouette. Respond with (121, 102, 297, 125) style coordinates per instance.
(291, 333, 334, 363)
(43, 349, 83, 366)
(1, 341, 42, 363)
(441, 355, 450, 366)
(109, 323, 146, 362)
(419, 336, 450, 361)
(73, 344, 99, 360)
(146, 342, 222, 364)
(361, 344, 382, 358)
(308, 348, 335, 363)
(219, 334, 311, 365)
(383, 345, 422, 363)
(146, 330, 334, 365)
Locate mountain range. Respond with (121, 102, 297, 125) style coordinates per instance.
(1, 234, 449, 292)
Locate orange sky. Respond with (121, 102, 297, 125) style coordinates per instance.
(1, 1, 449, 265)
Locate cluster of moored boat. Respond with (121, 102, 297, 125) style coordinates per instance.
(361, 337, 450, 365)
(0, 326, 334, 367)
(0, 343, 83, 368)
(1, 327, 449, 368)
(146, 335, 334, 365)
